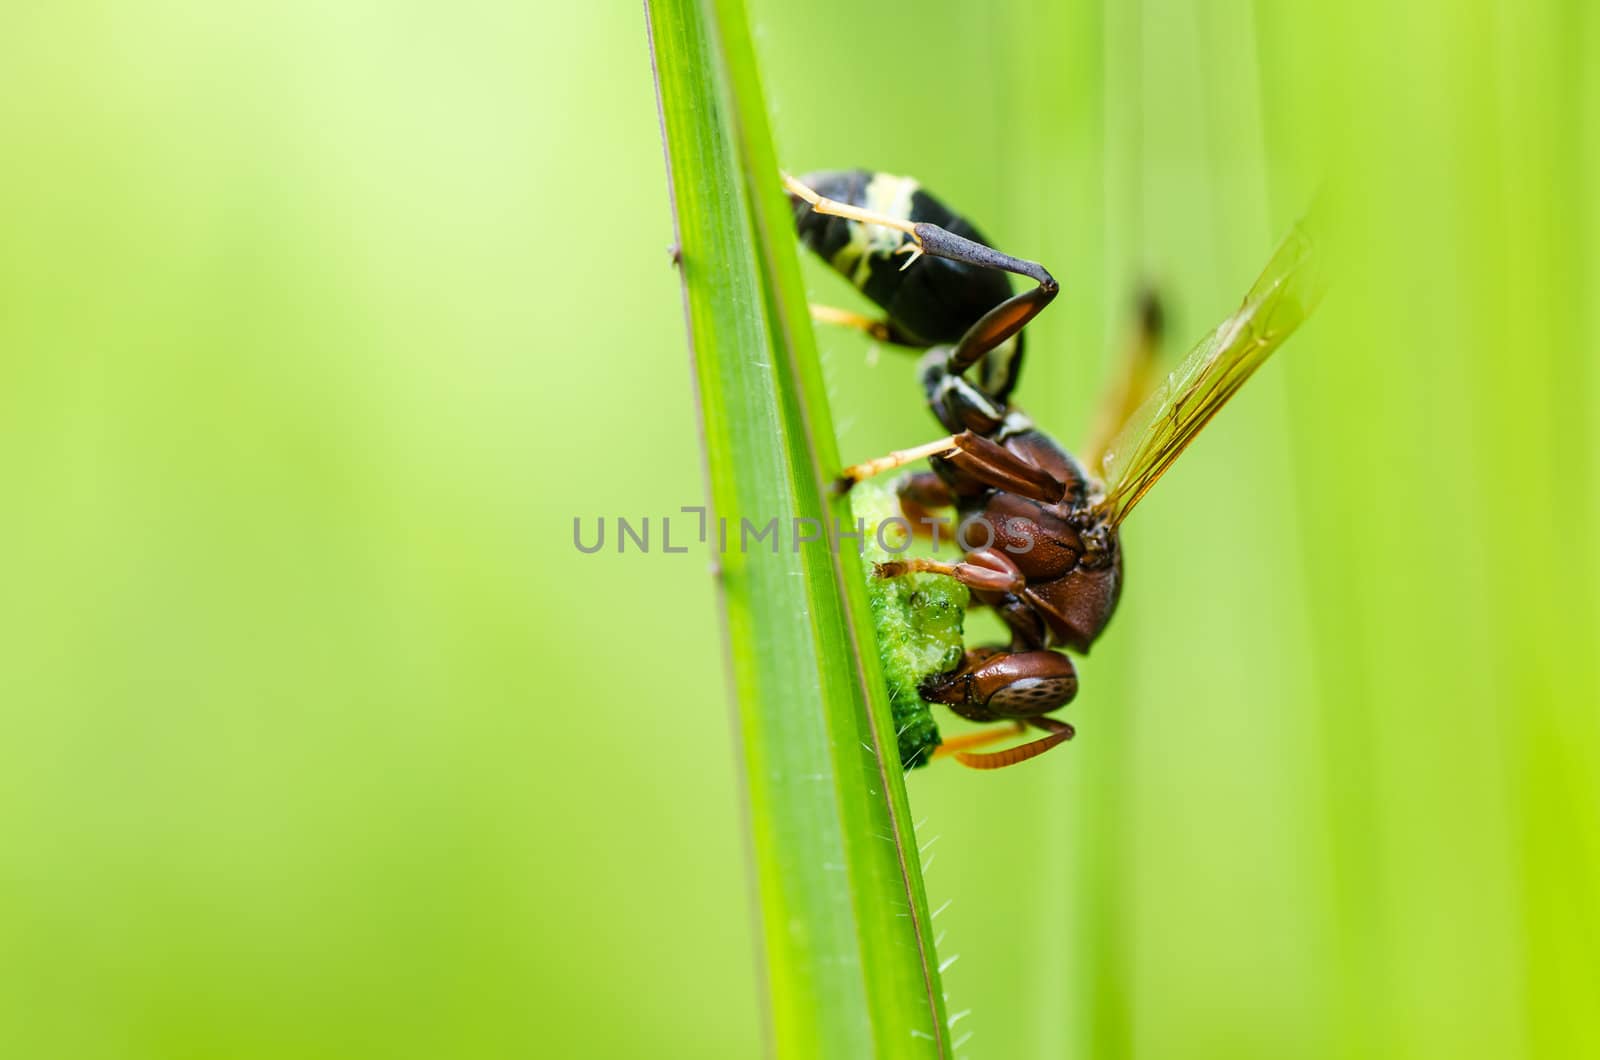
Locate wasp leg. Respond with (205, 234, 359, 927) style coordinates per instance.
(892, 222, 1059, 380)
(951, 717, 1075, 770)
(1081, 284, 1166, 473)
(876, 547, 1026, 596)
(837, 429, 1065, 502)
(913, 221, 1057, 290)
(876, 555, 1020, 594)
(946, 283, 1058, 377)
(784, 171, 921, 244)
(786, 171, 1058, 291)
(808, 304, 921, 346)
(931, 721, 1027, 759)
(834, 435, 961, 494)
(933, 430, 1065, 503)
(895, 472, 957, 541)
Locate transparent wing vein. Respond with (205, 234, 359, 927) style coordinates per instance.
(1097, 222, 1323, 524)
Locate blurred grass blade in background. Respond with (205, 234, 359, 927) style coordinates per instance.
(645, 0, 950, 1055)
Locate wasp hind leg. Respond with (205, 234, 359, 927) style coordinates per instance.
(784, 172, 921, 248)
(785, 171, 1059, 292)
(906, 224, 1059, 383)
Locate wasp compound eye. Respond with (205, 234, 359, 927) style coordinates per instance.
(921, 648, 1078, 723)
(971, 651, 1078, 717)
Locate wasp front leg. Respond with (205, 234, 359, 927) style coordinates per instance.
(878, 547, 1051, 654)
(879, 556, 1038, 656)
(877, 547, 1024, 595)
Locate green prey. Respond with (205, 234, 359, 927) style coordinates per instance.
(852, 479, 968, 769)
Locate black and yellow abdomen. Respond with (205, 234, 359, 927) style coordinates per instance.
(788, 170, 1023, 387)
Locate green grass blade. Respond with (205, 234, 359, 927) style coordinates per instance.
(644, 1, 950, 1056)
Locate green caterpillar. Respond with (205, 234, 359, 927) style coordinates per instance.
(851, 479, 968, 769)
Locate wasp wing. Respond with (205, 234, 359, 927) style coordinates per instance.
(1095, 221, 1323, 525)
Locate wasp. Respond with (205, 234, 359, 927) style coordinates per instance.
(787, 169, 1321, 769)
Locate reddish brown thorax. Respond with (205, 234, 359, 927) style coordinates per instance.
(931, 427, 1122, 654)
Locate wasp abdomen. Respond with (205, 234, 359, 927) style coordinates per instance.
(788, 169, 1017, 350)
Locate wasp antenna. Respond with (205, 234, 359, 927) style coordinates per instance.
(952, 721, 1074, 769)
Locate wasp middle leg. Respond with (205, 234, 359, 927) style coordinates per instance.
(836, 429, 1066, 500)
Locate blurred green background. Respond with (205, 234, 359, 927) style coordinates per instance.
(2, 1, 1594, 1057)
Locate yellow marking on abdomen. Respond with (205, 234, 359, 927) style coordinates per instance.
(827, 172, 921, 288)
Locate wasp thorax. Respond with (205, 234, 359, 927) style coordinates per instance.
(921, 351, 1007, 436)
